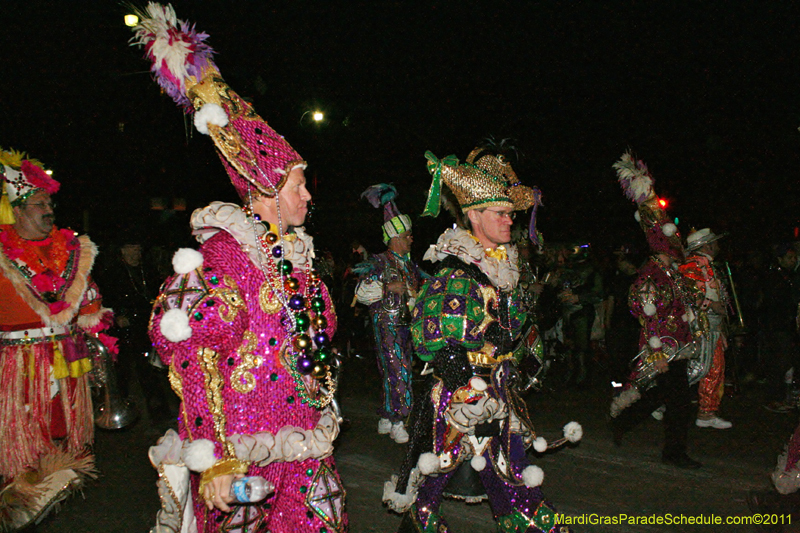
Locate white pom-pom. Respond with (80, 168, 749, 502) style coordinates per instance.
(469, 377, 488, 391)
(182, 439, 217, 472)
(417, 453, 439, 476)
(470, 455, 487, 471)
(563, 422, 583, 443)
(521, 465, 544, 488)
(533, 437, 548, 453)
(662, 223, 677, 237)
(643, 303, 657, 316)
(193, 103, 229, 135)
(648, 336, 662, 349)
(172, 248, 203, 274)
(160, 309, 192, 342)
(633, 210, 641, 222)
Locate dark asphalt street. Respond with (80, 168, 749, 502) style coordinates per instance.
(33, 354, 800, 533)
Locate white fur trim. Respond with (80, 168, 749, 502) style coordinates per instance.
(563, 422, 583, 443)
(160, 309, 192, 342)
(634, 210, 641, 222)
(662, 222, 677, 237)
(193, 103, 229, 135)
(417, 453, 439, 476)
(643, 303, 657, 317)
(172, 248, 203, 274)
(470, 455, 487, 472)
(533, 437, 548, 453)
(521, 465, 544, 488)
(383, 477, 415, 510)
(182, 439, 217, 472)
(648, 336, 662, 349)
(229, 410, 339, 465)
(469, 377, 488, 392)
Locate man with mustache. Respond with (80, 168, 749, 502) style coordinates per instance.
(0, 147, 115, 529)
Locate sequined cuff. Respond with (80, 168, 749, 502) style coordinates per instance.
(198, 458, 249, 495)
(644, 351, 667, 365)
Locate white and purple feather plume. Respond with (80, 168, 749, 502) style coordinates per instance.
(361, 183, 401, 219)
(130, 2, 217, 112)
(613, 150, 654, 204)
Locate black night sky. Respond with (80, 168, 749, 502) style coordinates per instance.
(2, 1, 800, 257)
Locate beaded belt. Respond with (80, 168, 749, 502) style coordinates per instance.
(0, 326, 74, 346)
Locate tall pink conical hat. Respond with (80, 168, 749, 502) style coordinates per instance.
(130, 2, 305, 200)
(614, 150, 684, 260)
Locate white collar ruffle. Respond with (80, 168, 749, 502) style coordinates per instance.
(190, 201, 315, 269)
(422, 226, 519, 291)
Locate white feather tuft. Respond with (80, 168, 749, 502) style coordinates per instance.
(194, 104, 229, 134)
(614, 151, 654, 204)
(470, 455, 487, 472)
(648, 336, 662, 349)
(662, 223, 677, 237)
(172, 248, 203, 274)
(160, 309, 192, 342)
(533, 437, 548, 453)
(182, 439, 217, 472)
(417, 453, 439, 476)
(563, 422, 583, 443)
(643, 303, 657, 316)
(521, 465, 544, 488)
(469, 377, 488, 391)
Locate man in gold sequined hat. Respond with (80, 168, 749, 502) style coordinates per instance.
(383, 140, 580, 532)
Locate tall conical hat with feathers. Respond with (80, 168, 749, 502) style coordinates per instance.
(130, 2, 305, 200)
(361, 183, 411, 244)
(614, 150, 683, 260)
(0, 148, 58, 225)
(422, 146, 543, 245)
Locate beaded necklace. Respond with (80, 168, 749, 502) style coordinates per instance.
(247, 190, 336, 409)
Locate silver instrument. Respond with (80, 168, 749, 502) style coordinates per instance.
(86, 335, 139, 430)
(630, 337, 699, 391)
(380, 265, 410, 324)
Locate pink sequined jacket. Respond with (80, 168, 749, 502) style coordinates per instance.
(148, 203, 339, 474)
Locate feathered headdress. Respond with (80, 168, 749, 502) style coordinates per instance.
(130, 2, 305, 200)
(361, 183, 411, 244)
(0, 148, 58, 224)
(613, 150, 683, 259)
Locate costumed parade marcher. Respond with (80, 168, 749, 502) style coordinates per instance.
(0, 148, 115, 529)
(679, 228, 732, 429)
(610, 150, 702, 469)
(383, 142, 581, 533)
(132, 4, 346, 532)
(355, 184, 425, 444)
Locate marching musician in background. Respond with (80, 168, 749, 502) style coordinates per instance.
(680, 228, 732, 429)
(0, 147, 116, 528)
(355, 184, 425, 444)
(610, 151, 702, 469)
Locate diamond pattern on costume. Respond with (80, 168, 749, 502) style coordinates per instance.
(447, 298, 461, 311)
(160, 268, 211, 313)
(305, 463, 346, 531)
(221, 501, 270, 532)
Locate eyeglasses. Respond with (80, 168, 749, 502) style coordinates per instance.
(25, 202, 56, 210)
(484, 209, 516, 220)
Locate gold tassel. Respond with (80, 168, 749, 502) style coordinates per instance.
(52, 342, 69, 380)
(0, 184, 15, 225)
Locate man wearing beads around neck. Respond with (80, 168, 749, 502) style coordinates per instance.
(134, 5, 346, 532)
(383, 140, 580, 533)
(355, 184, 426, 444)
(0, 147, 115, 529)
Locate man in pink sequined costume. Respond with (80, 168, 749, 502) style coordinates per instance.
(0, 148, 114, 529)
(133, 4, 346, 532)
(611, 151, 702, 469)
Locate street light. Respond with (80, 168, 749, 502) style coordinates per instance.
(124, 14, 139, 27)
(312, 111, 324, 122)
